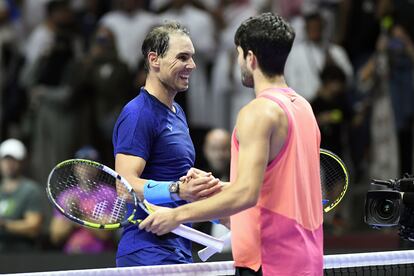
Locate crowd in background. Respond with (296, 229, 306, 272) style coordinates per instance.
(1, 0, 414, 255)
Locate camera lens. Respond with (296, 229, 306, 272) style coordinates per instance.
(377, 199, 395, 219)
(364, 190, 401, 227)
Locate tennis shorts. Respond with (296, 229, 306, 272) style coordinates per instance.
(116, 246, 192, 267)
(235, 266, 263, 276)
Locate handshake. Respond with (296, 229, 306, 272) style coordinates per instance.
(177, 168, 224, 202)
(140, 168, 230, 237)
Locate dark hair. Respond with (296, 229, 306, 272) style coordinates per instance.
(234, 12, 295, 77)
(141, 21, 190, 72)
(320, 65, 346, 84)
(46, 0, 69, 17)
(304, 12, 323, 24)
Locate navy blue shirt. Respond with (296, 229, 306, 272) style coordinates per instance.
(113, 88, 195, 259)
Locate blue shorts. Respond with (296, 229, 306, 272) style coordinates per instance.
(116, 246, 192, 267)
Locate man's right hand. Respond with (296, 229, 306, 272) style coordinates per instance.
(179, 169, 222, 201)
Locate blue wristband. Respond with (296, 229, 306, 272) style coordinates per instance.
(143, 180, 175, 204)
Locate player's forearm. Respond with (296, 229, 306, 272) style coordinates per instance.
(123, 175, 148, 200)
(115, 154, 148, 200)
(176, 183, 256, 223)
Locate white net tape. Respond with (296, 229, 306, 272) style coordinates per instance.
(6, 250, 414, 276)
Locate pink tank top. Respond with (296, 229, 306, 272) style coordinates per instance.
(230, 88, 323, 276)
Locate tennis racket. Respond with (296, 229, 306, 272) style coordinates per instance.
(46, 159, 224, 252)
(198, 148, 349, 261)
(320, 148, 349, 213)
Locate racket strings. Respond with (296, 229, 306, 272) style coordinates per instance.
(50, 161, 129, 225)
(321, 154, 347, 207)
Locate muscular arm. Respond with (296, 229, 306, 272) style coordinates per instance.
(115, 153, 220, 202)
(115, 153, 147, 200)
(177, 103, 273, 219)
(140, 100, 288, 233)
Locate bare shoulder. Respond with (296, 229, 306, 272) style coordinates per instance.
(237, 98, 286, 129)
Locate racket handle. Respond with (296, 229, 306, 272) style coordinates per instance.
(172, 224, 225, 252)
(198, 231, 231, 262)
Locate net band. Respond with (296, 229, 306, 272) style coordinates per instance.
(6, 250, 414, 276)
(323, 249, 414, 269)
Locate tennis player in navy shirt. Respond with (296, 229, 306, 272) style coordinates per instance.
(112, 22, 221, 266)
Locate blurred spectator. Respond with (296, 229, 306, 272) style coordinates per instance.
(156, 0, 216, 128)
(310, 65, 355, 234)
(23, 0, 75, 67)
(336, 1, 385, 184)
(20, 0, 53, 41)
(192, 128, 231, 259)
(210, 0, 257, 49)
(49, 145, 116, 254)
(380, 23, 414, 176)
(276, 0, 343, 45)
(0, 0, 26, 139)
(311, 65, 353, 157)
(390, 0, 414, 41)
(0, 138, 43, 252)
(270, 0, 303, 19)
(209, 0, 257, 129)
(285, 11, 353, 102)
(99, 0, 156, 71)
(360, 35, 399, 180)
(336, 0, 381, 70)
(202, 128, 231, 182)
(73, 26, 133, 167)
(21, 29, 81, 185)
(73, 0, 111, 52)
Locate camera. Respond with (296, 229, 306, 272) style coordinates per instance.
(364, 176, 414, 241)
(365, 190, 402, 226)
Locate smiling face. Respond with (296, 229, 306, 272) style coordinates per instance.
(157, 33, 196, 93)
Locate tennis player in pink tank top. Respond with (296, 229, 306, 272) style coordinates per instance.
(140, 12, 324, 276)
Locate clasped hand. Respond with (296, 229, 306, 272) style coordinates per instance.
(139, 168, 221, 235)
(179, 168, 221, 201)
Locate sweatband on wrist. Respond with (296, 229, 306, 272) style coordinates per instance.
(143, 180, 175, 204)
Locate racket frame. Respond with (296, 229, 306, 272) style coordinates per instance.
(197, 148, 350, 261)
(46, 159, 139, 230)
(320, 149, 349, 213)
(47, 158, 225, 252)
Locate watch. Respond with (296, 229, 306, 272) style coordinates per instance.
(169, 181, 181, 201)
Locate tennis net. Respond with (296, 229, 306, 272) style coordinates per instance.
(5, 250, 414, 275)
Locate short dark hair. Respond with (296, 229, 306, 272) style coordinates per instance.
(234, 12, 295, 77)
(141, 21, 189, 72)
(304, 12, 323, 24)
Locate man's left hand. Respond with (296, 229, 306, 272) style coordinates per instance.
(139, 204, 181, 236)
